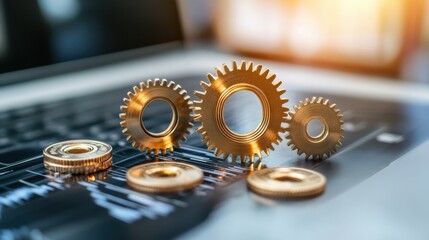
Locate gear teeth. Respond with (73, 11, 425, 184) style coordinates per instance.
(123, 98, 131, 105)
(267, 73, 276, 82)
(253, 64, 262, 75)
(195, 125, 203, 133)
(167, 81, 175, 88)
(207, 73, 216, 83)
(247, 61, 254, 71)
(207, 142, 215, 150)
(194, 91, 205, 99)
(277, 89, 286, 95)
(133, 86, 140, 94)
(147, 79, 153, 87)
(194, 114, 202, 121)
(140, 82, 147, 90)
(119, 113, 126, 120)
(263, 148, 269, 156)
(239, 61, 246, 70)
(127, 92, 135, 99)
(223, 64, 231, 73)
(179, 89, 187, 96)
(231, 155, 238, 163)
(160, 79, 167, 86)
(214, 148, 221, 157)
(323, 99, 329, 105)
(260, 69, 269, 78)
(200, 81, 210, 90)
(161, 149, 167, 155)
(273, 81, 282, 88)
(232, 61, 238, 70)
(120, 121, 126, 127)
(215, 68, 224, 77)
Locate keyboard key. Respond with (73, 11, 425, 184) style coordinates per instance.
(0, 138, 13, 149)
(0, 146, 41, 164)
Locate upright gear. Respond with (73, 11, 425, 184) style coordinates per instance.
(193, 61, 289, 163)
(120, 79, 193, 155)
(286, 97, 344, 160)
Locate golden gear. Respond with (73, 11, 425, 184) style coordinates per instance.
(193, 61, 289, 163)
(120, 79, 193, 155)
(285, 97, 344, 160)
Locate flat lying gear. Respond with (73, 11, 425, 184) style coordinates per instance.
(193, 61, 289, 163)
(120, 79, 193, 155)
(286, 97, 344, 160)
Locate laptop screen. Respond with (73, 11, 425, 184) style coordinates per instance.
(0, 0, 182, 79)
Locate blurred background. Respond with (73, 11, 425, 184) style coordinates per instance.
(0, 0, 428, 83)
(180, 0, 429, 82)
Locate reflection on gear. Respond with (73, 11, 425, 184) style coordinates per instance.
(248, 159, 267, 172)
(286, 97, 344, 160)
(47, 168, 109, 183)
(193, 61, 289, 163)
(120, 79, 193, 155)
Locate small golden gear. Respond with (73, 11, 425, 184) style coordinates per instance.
(193, 61, 289, 163)
(120, 79, 193, 155)
(286, 97, 344, 160)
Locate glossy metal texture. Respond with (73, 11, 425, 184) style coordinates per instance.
(247, 167, 326, 197)
(126, 162, 203, 193)
(286, 97, 344, 160)
(194, 61, 289, 163)
(120, 79, 193, 155)
(43, 139, 112, 174)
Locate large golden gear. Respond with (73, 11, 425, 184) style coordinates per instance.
(286, 97, 344, 160)
(193, 61, 289, 163)
(120, 79, 193, 155)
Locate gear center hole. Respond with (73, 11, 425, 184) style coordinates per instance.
(272, 171, 305, 182)
(64, 145, 93, 154)
(306, 118, 326, 139)
(148, 168, 178, 178)
(142, 99, 175, 137)
(223, 90, 263, 135)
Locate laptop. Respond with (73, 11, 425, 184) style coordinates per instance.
(1, 1, 429, 239)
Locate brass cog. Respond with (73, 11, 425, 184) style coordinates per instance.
(119, 79, 193, 155)
(193, 61, 289, 163)
(286, 97, 344, 160)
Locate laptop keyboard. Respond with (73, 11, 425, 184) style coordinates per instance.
(0, 77, 410, 239)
